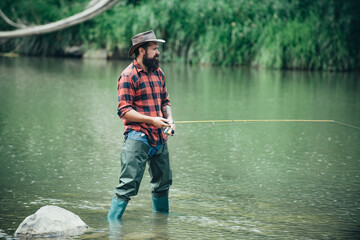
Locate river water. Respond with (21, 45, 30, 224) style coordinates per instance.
(0, 57, 359, 239)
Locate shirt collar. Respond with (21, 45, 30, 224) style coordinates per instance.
(133, 59, 145, 73)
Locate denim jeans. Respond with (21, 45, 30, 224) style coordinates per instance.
(126, 131, 163, 157)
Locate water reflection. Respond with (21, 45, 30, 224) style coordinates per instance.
(108, 213, 168, 239)
(108, 219, 123, 239)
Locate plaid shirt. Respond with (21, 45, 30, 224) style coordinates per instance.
(117, 59, 171, 147)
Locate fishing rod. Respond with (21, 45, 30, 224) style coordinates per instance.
(175, 119, 334, 124)
(163, 119, 360, 135)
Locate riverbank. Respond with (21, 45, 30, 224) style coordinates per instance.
(1, 0, 359, 71)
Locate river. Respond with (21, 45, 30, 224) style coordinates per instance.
(0, 57, 359, 239)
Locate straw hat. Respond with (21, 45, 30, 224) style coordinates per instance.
(128, 30, 165, 56)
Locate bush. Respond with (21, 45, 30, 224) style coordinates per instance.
(1, 0, 359, 71)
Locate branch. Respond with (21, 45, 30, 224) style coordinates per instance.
(0, 9, 27, 28)
(0, 0, 120, 39)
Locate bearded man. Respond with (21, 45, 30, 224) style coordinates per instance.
(107, 30, 175, 220)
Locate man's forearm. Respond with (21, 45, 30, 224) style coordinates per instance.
(162, 105, 175, 132)
(162, 105, 173, 122)
(122, 109, 169, 129)
(122, 109, 154, 124)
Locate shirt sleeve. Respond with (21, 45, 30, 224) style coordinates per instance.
(117, 74, 135, 118)
(159, 69, 171, 108)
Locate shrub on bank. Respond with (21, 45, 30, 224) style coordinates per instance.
(0, 0, 359, 71)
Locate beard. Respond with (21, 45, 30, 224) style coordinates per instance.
(143, 52, 159, 72)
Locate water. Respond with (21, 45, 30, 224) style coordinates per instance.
(0, 57, 359, 239)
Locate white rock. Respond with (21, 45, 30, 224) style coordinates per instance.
(83, 49, 108, 59)
(15, 205, 89, 238)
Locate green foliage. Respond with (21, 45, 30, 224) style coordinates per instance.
(0, 0, 89, 55)
(1, 0, 359, 70)
(253, 2, 358, 71)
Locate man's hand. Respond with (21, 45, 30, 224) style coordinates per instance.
(151, 117, 170, 129)
(169, 122, 176, 132)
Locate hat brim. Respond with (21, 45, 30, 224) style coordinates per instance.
(128, 39, 165, 56)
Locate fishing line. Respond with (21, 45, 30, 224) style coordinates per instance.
(333, 121, 360, 130)
(172, 119, 360, 130)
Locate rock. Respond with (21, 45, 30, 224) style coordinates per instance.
(14, 205, 89, 238)
(64, 46, 83, 58)
(83, 49, 108, 59)
(0, 229, 9, 238)
(108, 47, 128, 60)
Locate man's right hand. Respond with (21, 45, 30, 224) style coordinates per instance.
(151, 117, 170, 129)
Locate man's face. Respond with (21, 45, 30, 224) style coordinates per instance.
(142, 42, 160, 72)
(145, 42, 160, 59)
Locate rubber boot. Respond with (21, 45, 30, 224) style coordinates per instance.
(107, 197, 128, 220)
(152, 195, 169, 213)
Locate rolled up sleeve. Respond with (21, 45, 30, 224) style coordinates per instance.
(161, 90, 171, 108)
(117, 75, 134, 118)
(160, 70, 171, 108)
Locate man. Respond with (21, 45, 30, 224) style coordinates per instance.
(108, 30, 175, 220)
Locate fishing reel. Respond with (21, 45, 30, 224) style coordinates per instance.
(163, 121, 175, 135)
(163, 127, 175, 135)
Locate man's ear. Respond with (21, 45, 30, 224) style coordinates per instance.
(139, 46, 146, 56)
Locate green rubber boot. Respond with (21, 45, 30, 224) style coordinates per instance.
(152, 196, 169, 213)
(107, 197, 128, 220)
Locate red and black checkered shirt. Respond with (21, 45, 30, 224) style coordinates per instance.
(117, 59, 171, 147)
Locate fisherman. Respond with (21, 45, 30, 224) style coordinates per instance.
(107, 30, 175, 220)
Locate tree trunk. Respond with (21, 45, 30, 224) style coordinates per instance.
(0, 0, 120, 39)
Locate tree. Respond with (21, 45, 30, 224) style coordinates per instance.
(0, 0, 120, 39)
